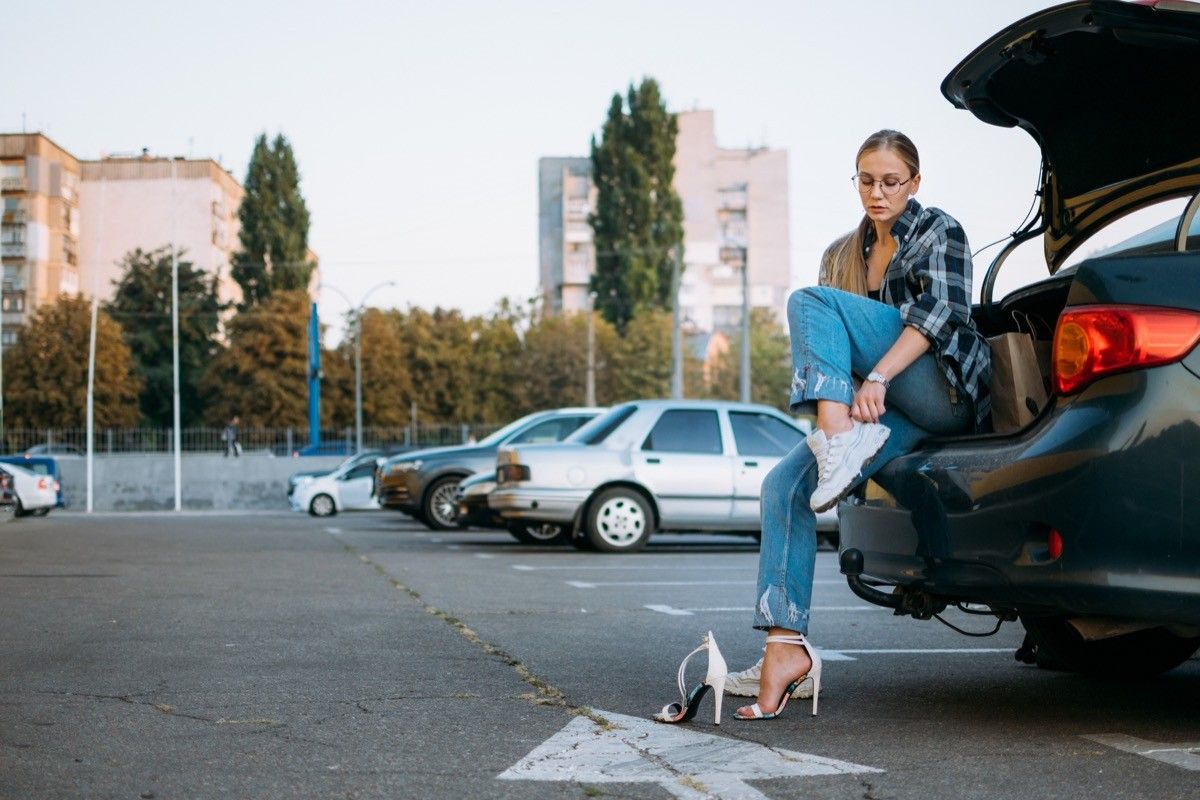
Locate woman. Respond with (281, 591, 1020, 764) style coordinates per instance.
(730, 129, 991, 720)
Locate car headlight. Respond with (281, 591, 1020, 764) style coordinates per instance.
(388, 460, 423, 474)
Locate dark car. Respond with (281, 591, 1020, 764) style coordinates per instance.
(838, 0, 1200, 677)
(377, 407, 604, 530)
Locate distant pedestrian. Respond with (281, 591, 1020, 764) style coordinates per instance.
(221, 416, 241, 458)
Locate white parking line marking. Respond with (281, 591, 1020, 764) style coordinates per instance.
(474, 553, 495, 559)
(1085, 734, 1200, 771)
(324, 527, 342, 535)
(446, 545, 462, 550)
(831, 648, 1012, 655)
(644, 604, 874, 615)
(567, 579, 844, 589)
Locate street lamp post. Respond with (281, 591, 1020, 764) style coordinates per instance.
(586, 291, 597, 407)
(319, 281, 396, 454)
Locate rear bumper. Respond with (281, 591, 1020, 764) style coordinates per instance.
(489, 487, 588, 523)
(839, 362, 1200, 626)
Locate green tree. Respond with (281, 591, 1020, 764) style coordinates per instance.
(199, 290, 310, 427)
(518, 310, 619, 410)
(231, 133, 314, 307)
(333, 308, 413, 428)
(4, 295, 141, 429)
(589, 77, 684, 332)
(104, 246, 223, 427)
(705, 309, 793, 409)
(608, 309, 673, 402)
(465, 299, 527, 422)
(394, 307, 478, 423)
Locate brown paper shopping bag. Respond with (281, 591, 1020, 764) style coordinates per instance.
(988, 332, 1049, 433)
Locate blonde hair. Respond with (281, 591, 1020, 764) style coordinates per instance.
(822, 130, 920, 295)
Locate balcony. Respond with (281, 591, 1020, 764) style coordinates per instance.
(1, 241, 25, 259)
(564, 223, 592, 244)
(1, 177, 27, 192)
(566, 199, 590, 219)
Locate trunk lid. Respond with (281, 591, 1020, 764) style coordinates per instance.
(942, 0, 1200, 271)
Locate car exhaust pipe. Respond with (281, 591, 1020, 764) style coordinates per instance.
(839, 548, 904, 610)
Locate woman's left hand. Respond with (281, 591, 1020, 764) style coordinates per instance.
(851, 381, 887, 424)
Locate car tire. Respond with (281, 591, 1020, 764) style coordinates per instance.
(422, 476, 464, 531)
(309, 494, 337, 517)
(507, 522, 569, 546)
(13, 498, 26, 518)
(1020, 616, 1200, 677)
(585, 488, 653, 553)
(31, 507, 50, 517)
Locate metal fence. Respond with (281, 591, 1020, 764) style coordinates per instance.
(1, 424, 506, 455)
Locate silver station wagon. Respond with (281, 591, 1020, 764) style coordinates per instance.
(489, 399, 836, 552)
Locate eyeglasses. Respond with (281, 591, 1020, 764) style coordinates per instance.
(852, 173, 915, 196)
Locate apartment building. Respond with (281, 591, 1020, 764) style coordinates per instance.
(78, 153, 247, 309)
(0, 133, 82, 345)
(538, 110, 791, 334)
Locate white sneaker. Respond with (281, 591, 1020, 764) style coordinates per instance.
(723, 656, 815, 699)
(809, 421, 890, 513)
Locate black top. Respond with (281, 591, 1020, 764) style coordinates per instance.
(867, 288, 881, 302)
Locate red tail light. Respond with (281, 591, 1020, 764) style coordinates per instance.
(1053, 305, 1200, 395)
(36, 478, 48, 490)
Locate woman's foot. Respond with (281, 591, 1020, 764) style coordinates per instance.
(735, 633, 813, 718)
(809, 420, 890, 513)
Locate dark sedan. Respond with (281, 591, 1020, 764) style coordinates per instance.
(376, 407, 603, 530)
(838, 0, 1200, 676)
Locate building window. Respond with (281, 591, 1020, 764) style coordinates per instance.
(2, 290, 25, 312)
(1, 163, 26, 192)
(63, 234, 78, 266)
(2, 198, 23, 224)
(1, 329, 17, 347)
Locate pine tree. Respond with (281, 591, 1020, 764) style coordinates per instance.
(105, 246, 223, 426)
(231, 133, 314, 307)
(589, 78, 684, 332)
(3, 295, 141, 429)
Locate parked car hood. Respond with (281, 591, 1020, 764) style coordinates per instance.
(942, 0, 1200, 271)
(384, 444, 491, 465)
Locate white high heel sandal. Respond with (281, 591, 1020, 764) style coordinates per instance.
(735, 634, 822, 720)
(653, 631, 728, 725)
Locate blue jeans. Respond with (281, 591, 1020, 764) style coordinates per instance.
(753, 287, 972, 632)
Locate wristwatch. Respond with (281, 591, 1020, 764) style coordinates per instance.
(866, 371, 890, 389)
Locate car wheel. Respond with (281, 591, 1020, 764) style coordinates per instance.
(585, 488, 653, 553)
(13, 498, 26, 518)
(309, 494, 336, 517)
(507, 522, 569, 546)
(422, 477, 463, 531)
(1020, 616, 1200, 677)
(31, 508, 50, 517)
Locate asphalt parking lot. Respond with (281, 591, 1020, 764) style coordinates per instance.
(3, 511, 1199, 799)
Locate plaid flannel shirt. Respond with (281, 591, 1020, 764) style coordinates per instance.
(830, 198, 992, 429)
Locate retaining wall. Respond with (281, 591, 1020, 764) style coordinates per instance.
(54, 454, 346, 511)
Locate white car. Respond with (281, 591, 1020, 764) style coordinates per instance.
(290, 457, 383, 517)
(0, 463, 58, 517)
(489, 399, 837, 552)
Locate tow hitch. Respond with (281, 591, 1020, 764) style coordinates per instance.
(839, 547, 947, 620)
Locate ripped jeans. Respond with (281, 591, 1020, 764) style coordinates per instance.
(753, 286, 972, 632)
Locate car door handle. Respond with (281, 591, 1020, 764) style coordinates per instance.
(645, 457, 661, 464)
(743, 461, 758, 467)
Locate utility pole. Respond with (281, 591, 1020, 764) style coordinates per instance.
(670, 245, 683, 399)
(740, 244, 751, 403)
(170, 158, 182, 512)
(353, 310, 363, 453)
(586, 291, 597, 407)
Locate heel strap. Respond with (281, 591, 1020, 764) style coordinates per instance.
(764, 634, 810, 646)
(674, 631, 719, 701)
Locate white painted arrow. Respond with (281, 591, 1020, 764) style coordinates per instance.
(498, 709, 881, 799)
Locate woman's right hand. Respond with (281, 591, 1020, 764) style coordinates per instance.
(850, 381, 886, 424)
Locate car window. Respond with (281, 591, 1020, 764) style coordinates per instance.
(642, 409, 723, 455)
(340, 463, 377, 481)
(507, 416, 590, 444)
(570, 405, 637, 445)
(729, 412, 803, 457)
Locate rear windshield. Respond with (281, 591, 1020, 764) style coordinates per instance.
(568, 404, 637, 445)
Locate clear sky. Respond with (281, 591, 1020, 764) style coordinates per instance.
(6, 1, 1177, 338)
